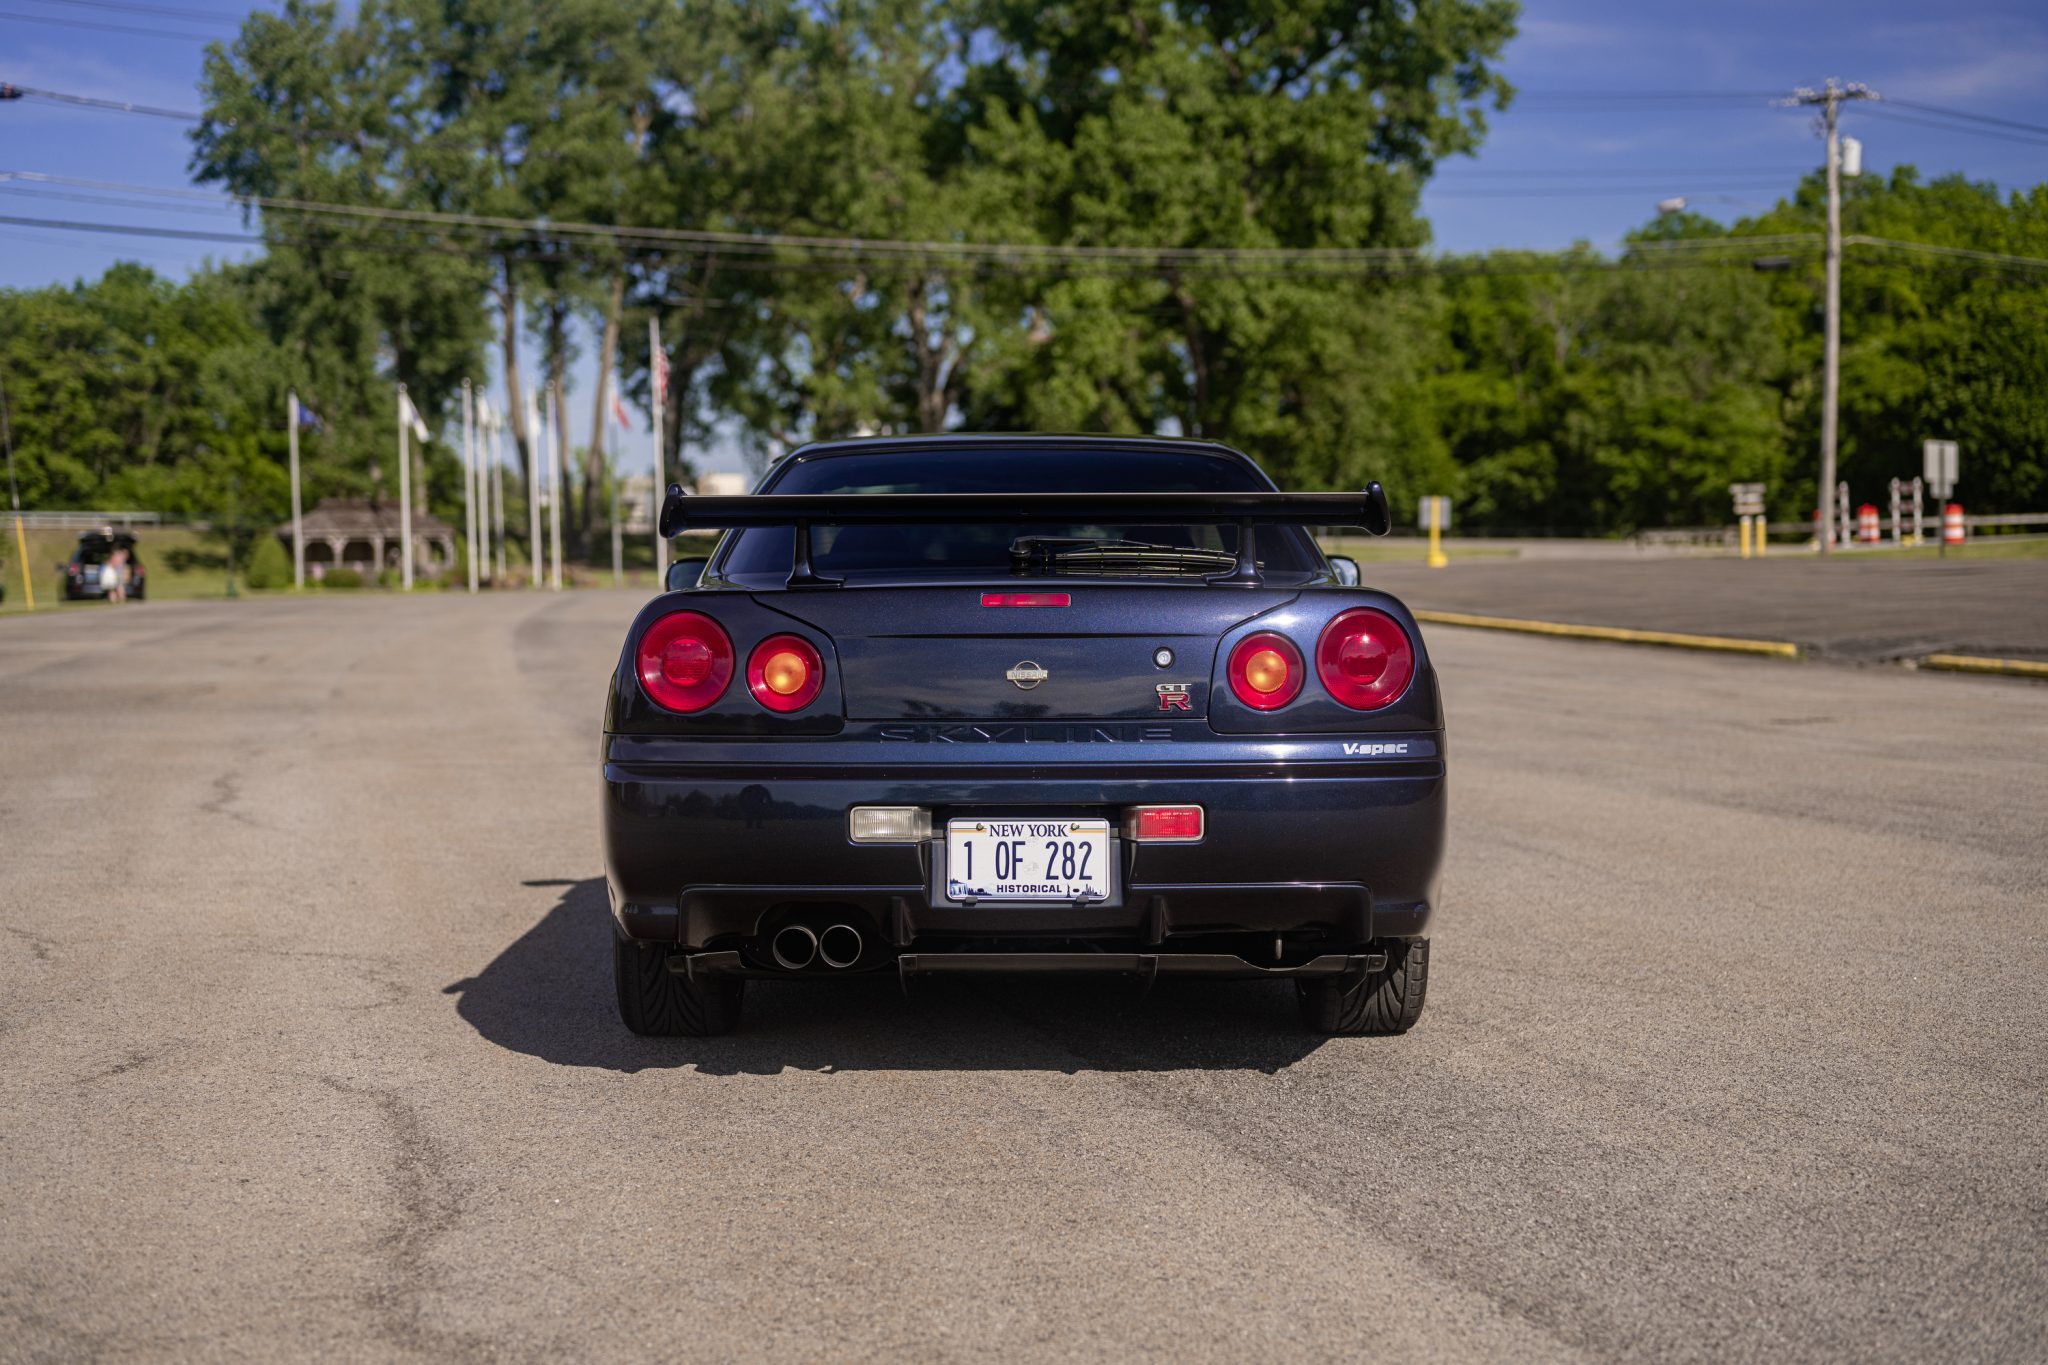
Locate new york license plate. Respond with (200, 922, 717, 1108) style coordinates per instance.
(944, 818, 1111, 903)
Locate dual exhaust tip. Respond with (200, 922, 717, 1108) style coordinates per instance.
(770, 923, 863, 971)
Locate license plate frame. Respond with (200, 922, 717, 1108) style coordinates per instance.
(941, 817, 1115, 905)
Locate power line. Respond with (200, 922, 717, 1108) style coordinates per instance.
(1880, 98, 2048, 139)
(30, 0, 241, 25)
(0, 85, 204, 119)
(0, 6, 218, 39)
(1857, 105, 2048, 148)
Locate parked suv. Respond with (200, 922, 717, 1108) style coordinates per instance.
(59, 529, 147, 601)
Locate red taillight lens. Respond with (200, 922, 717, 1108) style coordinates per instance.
(1316, 607, 1415, 710)
(746, 634, 824, 713)
(1128, 805, 1204, 842)
(981, 592, 1071, 607)
(1226, 632, 1304, 710)
(636, 611, 734, 713)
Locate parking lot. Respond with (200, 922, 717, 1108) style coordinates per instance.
(3, 592, 2044, 1360)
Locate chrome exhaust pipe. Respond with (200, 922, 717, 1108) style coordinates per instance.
(770, 924, 819, 971)
(818, 924, 863, 970)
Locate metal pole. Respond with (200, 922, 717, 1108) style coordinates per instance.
(492, 415, 507, 583)
(609, 423, 623, 586)
(1819, 86, 1841, 554)
(547, 380, 564, 592)
(288, 390, 304, 589)
(526, 391, 542, 589)
(397, 384, 414, 591)
(1, 367, 31, 611)
(650, 317, 666, 584)
(462, 380, 479, 594)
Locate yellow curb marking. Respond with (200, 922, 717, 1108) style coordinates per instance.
(1920, 653, 2048, 679)
(1412, 609, 1801, 659)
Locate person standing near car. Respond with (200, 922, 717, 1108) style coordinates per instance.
(103, 545, 128, 603)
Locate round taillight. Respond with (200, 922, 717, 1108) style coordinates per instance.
(1227, 632, 1304, 711)
(747, 634, 824, 713)
(1316, 607, 1415, 710)
(636, 611, 734, 713)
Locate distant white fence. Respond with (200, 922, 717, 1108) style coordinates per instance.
(15, 510, 165, 529)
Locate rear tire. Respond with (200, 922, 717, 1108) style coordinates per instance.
(1297, 938, 1428, 1035)
(613, 932, 743, 1036)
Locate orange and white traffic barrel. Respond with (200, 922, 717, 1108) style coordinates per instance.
(1858, 504, 1880, 543)
(1944, 504, 1966, 545)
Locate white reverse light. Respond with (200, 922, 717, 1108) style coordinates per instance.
(849, 806, 931, 844)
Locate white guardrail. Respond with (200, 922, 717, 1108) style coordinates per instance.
(14, 511, 165, 529)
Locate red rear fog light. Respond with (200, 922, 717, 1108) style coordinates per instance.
(1128, 805, 1204, 843)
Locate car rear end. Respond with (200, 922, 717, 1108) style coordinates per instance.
(602, 438, 1446, 1034)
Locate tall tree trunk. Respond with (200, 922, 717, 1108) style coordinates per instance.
(584, 270, 627, 543)
(498, 261, 532, 523)
(543, 301, 575, 542)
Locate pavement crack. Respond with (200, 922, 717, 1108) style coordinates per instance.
(78, 1047, 161, 1086)
(199, 770, 264, 828)
(315, 1074, 479, 1359)
(4, 924, 58, 962)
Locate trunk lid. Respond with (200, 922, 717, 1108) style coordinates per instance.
(761, 586, 1293, 720)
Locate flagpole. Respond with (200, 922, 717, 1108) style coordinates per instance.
(288, 390, 304, 590)
(526, 391, 542, 589)
(650, 317, 666, 584)
(397, 383, 414, 591)
(547, 381, 564, 592)
(609, 420, 623, 585)
(461, 380, 478, 594)
(474, 401, 489, 585)
(492, 412, 507, 584)
(1, 367, 32, 612)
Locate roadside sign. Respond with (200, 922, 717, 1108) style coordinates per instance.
(1923, 440, 1958, 499)
(1416, 496, 1451, 532)
(1729, 482, 1765, 517)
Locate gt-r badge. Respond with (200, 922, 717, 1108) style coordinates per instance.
(1156, 682, 1194, 712)
(1006, 661, 1049, 690)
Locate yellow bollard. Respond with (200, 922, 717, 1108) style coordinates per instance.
(1426, 500, 1448, 569)
(1738, 516, 1752, 559)
(1755, 518, 1766, 558)
(11, 513, 33, 611)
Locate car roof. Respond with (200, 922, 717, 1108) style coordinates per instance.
(780, 433, 1265, 470)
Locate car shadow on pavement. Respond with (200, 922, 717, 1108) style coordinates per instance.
(444, 878, 1330, 1075)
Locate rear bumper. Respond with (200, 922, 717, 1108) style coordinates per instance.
(602, 736, 1445, 952)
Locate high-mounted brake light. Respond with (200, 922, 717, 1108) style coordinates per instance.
(637, 611, 734, 713)
(982, 592, 1071, 607)
(1316, 607, 1415, 711)
(1128, 805, 1204, 843)
(747, 634, 825, 713)
(1226, 632, 1304, 710)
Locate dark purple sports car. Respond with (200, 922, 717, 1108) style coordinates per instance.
(603, 435, 1444, 1036)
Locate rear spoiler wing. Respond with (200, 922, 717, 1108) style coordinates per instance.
(658, 481, 1391, 588)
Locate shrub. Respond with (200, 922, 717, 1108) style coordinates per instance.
(322, 567, 363, 589)
(243, 534, 292, 590)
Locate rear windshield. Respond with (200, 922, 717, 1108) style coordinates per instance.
(717, 446, 1323, 584)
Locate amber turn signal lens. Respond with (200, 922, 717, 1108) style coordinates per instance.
(1226, 632, 1304, 710)
(746, 634, 825, 713)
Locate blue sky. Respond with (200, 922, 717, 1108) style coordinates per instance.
(3, 0, 2045, 472)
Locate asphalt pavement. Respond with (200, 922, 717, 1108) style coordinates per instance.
(1366, 553, 2048, 662)
(3, 592, 2044, 1361)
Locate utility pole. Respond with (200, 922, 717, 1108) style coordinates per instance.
(1790, 79, 1876, 554)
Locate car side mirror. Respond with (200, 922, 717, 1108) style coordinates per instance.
(665, 557, 707, 592)
(1328, 556, 1361, 587)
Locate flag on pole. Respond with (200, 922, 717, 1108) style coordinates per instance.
(612, 392, 632, 429)
(476, 394, 493, 428)
(400, 391, 430, 442)
(295, 402, 323, 433)
(651, 343, 670, 400)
